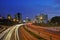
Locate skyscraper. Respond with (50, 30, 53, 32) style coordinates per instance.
(15, 13, 22, 22)
(7, 14, 12, 20)
(35, 14, 48, 23)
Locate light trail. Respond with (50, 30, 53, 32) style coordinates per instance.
(0, 27, 12, 39)
(0, 24, 23, 40)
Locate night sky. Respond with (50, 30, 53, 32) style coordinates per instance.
(0, 0, 60, 19)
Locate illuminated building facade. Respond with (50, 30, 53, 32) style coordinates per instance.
(15, 13, 22, 22)
(35, 14, 48, 23)
(7, 14, 12, 20)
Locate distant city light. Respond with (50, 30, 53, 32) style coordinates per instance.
(16, 20, 19, 22)
(13, 19, 16, 22)
(8, 16, 11, 19)
(40, 16, 43, 19)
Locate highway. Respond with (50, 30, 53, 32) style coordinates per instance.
(0, 24, 39, 40)
(0, 24, 23, 40)
(0, 23, 60, 40)
(26, 23, 60, 40)
(18, 26, 38, 40)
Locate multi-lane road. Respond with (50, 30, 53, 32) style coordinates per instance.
(0, 24, 23, 40)
(0, 23, 60, 40)
(0, 24, 40, 40)
(26, 23, 60, 40)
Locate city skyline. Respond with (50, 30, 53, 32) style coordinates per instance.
(0, 0, 60, 19)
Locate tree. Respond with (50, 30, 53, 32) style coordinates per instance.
(50, 16, 60, 25)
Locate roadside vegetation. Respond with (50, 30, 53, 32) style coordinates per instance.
(0, 19, 19, 26)
(0, 19, 19, 33)
(33, 23, 60, 27)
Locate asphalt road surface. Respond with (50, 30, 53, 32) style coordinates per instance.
(26, 23, 60, 40)
(0, 23, 60, 40)
(0, 24, 23, 40)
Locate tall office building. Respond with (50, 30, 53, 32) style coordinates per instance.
(7, 14, 12, 20)
(39, 14, 48, 23)
(35, 14, 48, 23)
(15, 13, 22, 22)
